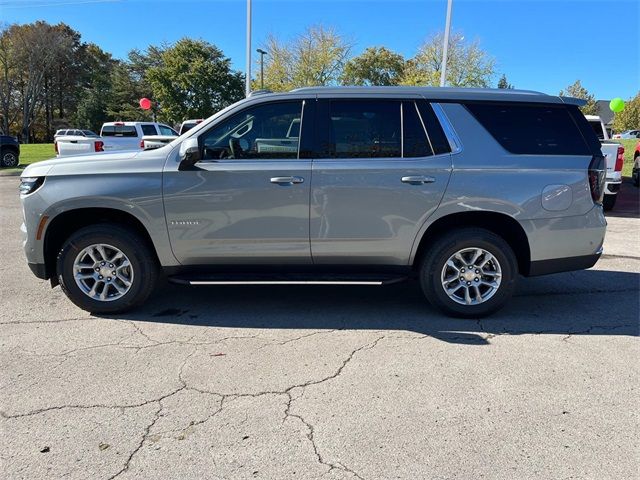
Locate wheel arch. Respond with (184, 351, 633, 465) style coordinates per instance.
(43, 207, 160, 282)
(412, 211, 531, 275)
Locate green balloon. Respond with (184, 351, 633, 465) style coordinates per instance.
(610, 98, 625, 113)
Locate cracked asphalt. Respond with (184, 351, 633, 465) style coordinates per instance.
(1, 176, 638, 479)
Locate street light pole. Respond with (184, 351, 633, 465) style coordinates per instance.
(440, 0, 453, 87)
(245, 0, 252, 97)
(256, 48, 267, 89)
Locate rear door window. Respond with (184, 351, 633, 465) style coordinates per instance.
(322, 100, 401, 158)
(141, 124, 158, 136)
(403, 101, 432, 158)
(158, 125, 178, 136)
(465, 103, 591, 155)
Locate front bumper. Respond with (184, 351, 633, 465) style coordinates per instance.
(28, 262, 48, 279)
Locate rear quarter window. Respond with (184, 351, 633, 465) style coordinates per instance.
(465, 103, 591, 155)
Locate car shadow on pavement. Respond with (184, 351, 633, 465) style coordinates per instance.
(105, 269, 639, 345)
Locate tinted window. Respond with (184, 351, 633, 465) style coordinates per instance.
(82, 130, 98, 137)
(158, 125, 177, 136)
(325, 100, 401, 158)
(403, 101, 432, 157)
(588, 120, 605, 140)
(141, 125, 157, 136)
(201, 101, 302, 160)
(466, 103, 591, 155)
(180, 122, 197, 135)
(102, 125, 138, 137)
(417, 101, 451, 155)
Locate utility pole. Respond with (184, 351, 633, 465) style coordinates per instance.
(256, 48, 267, 89)
(440, 0, 453, 87)
(245, 0, 252, 96)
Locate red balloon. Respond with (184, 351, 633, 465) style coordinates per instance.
(139, 98, 152, 110)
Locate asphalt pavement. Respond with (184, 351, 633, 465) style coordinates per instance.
(1, 176, 638, 479)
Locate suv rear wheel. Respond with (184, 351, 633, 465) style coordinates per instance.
(419, 228, 518, 318)
(56, 224, 158, 314)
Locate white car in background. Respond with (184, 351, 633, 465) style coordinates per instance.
(612, 129, 640, 139)
(100, 122, 177, 151)
(54, 129, 99, 139)
(179, 119, 204, 135)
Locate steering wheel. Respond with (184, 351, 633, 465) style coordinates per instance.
(229, 138, 244, 159)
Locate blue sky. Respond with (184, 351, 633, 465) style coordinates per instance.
(2, 0, 638, 100)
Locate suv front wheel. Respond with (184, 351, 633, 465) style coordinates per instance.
(420, 228, 518, 318)
(56, 224, 158, 314)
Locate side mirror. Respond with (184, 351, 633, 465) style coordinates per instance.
(178, 137, 201, 170)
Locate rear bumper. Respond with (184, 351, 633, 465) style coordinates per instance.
(527, 252, 601, 277)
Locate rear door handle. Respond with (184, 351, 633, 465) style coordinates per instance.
(270, 176, 304, 185)
(401, 176, 435, 185)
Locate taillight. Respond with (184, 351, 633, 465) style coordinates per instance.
(54, 142, 58, 154)
(94, 141, 104, 152)
(588, 155, 606, 204)
(140, 139, 145, 149)
(615, 146, 624, 171)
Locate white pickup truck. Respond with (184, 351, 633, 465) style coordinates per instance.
(585, 115, 624, 211)
(101, 122, 178, 150)
(56, 122, 178, 157)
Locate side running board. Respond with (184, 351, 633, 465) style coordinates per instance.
(167, 273, 409, 286)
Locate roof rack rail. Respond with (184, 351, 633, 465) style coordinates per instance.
(248, 89, 273, 97)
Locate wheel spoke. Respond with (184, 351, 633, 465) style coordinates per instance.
(470, 248, 482, 265)
(75, 272, 95, 280)
(110, 251, 124, 263)
(96, 245, 108, 262)
(446, 259, 460, 272)
(473, 285, 482, 302)
(99, 284, 109, 301)
(464, 286, 472, 305)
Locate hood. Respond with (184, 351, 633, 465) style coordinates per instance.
(22, 150, 149, 178)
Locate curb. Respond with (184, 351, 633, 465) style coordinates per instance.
(0, 171, 22, 177)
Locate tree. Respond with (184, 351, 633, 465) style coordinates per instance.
(497, 74, 513, 89)
(261, 25, 351, 91)
(559, 80, 598, 115)
(612, 92, 640, 133)
(105, 62, 152, 122)
(145, 38, 244, 123)
(340, 46, 405, 86)
(74, 44, 116, 131)
(401, 32, 495, 87)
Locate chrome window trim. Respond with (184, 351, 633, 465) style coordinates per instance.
(431, 102, 462, 154)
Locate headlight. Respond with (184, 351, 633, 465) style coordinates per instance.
(19, 177, 45, 195)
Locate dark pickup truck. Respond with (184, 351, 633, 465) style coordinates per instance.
(1, 135, 20, 168)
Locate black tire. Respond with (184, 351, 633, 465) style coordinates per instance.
(419, 228, 518, 318)
(1, 149, 19, 168)
(56, 224, 158, 314)
(633, 160, 639, 187)
(602, 194, 617, 211)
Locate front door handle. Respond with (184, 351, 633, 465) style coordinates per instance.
(270, 176, 304, 185)
(401, 176, 436, 185)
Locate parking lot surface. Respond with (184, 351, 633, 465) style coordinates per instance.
(1, 176, 638, 479)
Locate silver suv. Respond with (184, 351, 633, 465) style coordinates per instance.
(19, 87, 607, 317)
